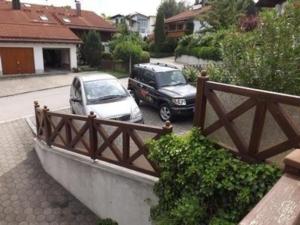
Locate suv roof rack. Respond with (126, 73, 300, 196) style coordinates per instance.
(152, 62, 178, 69)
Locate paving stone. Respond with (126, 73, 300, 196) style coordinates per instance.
(0, 119, 99, 224)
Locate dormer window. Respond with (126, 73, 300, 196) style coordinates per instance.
(40, 15, 49, 21)
(63, 17, 71, 23)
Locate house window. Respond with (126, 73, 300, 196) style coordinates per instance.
(177, 24, 183, 31)
(63, 17, 71, 23)
(40, 15, 49, 21)
(169, 24, 176, 31)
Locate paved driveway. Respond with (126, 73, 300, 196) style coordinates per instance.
(0, 120, 99, 225)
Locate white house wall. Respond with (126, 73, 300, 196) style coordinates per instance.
(0, 42, 78, 74)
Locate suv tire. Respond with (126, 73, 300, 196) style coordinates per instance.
(159, 104, 173, 122)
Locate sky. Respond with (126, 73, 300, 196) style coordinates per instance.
(22, 0, 194, 16)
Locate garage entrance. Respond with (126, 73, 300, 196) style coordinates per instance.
(0, 47, 35, 75)
(43, 48, 71, 72)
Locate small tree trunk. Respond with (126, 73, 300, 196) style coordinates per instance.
(129, 54, 132, 75)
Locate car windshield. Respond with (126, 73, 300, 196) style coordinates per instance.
(84, 79, 128, 104)
(156, 70, 187, 87)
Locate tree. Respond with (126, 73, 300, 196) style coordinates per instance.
(209, 3, 300, 95)
(199, 0, 254, 30)
(81, 31, 102, 67)
(159, 0, 187, 19)
(154, 7, 166, 50)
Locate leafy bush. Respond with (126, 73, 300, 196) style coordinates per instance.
(209, 3, 300, 95)
(109, 31, 149, 64)
(182, 66, 200, 83)
(140, 51, 151, 63)
(148, 129, 281, 225)
(113, 41, 143, 63)
(175, 32, 226, 61)
(98, 218, 118, 225)
(102, 52, 113, 60)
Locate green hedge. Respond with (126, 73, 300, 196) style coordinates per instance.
(148, 129, 281, 225)
(175, 32, 226, 61)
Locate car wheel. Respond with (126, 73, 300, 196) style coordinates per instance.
(132, 91, 140, 105)
(159, 104, 173, 122)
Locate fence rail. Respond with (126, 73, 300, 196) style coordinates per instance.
(34, 102, 172, 176)
(193, 71, 300, 162)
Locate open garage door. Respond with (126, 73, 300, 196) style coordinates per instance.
(0, 47, 35, 75)
(43, 48, 71, 72)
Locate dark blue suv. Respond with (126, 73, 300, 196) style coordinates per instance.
(128, 63, 196, 121)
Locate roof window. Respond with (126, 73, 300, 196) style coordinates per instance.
(40, 15, 49, 21)
(63, 17, 71, 23)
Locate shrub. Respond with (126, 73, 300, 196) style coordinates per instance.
(98, 218, 118, 225)
(209, 3, 300, 95)
(140, 51, 150, 63)
(102, 52, 113, 60)
(182, 66, 200, 83)
(113, 41, 143, 63)
(148, 129, 281, 225)
(175, 32, 226, 61)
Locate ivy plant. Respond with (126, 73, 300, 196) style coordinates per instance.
(148, 129, 281, 225)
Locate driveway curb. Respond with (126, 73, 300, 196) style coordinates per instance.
(0, 84, 70, 99)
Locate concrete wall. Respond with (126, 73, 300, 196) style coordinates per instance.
(176, 55, 217, 66)
(34, 139, 158, 225)
(0, 42, 78, 74)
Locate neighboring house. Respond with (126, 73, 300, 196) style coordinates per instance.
(165, 5, 210, 39)
(128, 13, 149, 38)
(111, 13, 153, 38)
(0, 0, 116, 76)
(148, 16, 156, 35)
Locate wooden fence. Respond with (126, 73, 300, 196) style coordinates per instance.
(194, 71, 300, 162)
(34, 102, 172, 176)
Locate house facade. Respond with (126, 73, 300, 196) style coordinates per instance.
(164, 5, 210, 39)
(0, 0, 116, 76)
(111, 13, 155, 38)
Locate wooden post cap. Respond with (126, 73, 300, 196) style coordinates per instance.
(164, 121, 171, 128)
(201, 70, 207, 77)
(43, 106, 49, 111)
(89, 111, 96, 118)
(34, 101, 39, 107)
(284, 149, 300, 171)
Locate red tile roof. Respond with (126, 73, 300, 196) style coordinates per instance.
(0, 0, 116, 43)
(165, 6, 211, 24)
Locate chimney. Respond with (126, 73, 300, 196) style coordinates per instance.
(75, 0, 81, 16)
(12, 0, 21, 10)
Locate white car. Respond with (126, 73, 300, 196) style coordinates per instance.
(70, 74, 143, 123)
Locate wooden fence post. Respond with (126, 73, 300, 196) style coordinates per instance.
(123, 129, 130, 162)
(43, 106, 51, 146)
(88, 111, 97, 160)
(34, 101, 40, 136)
(162, 121, 173, 135)
(193, 70, 209, 131)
